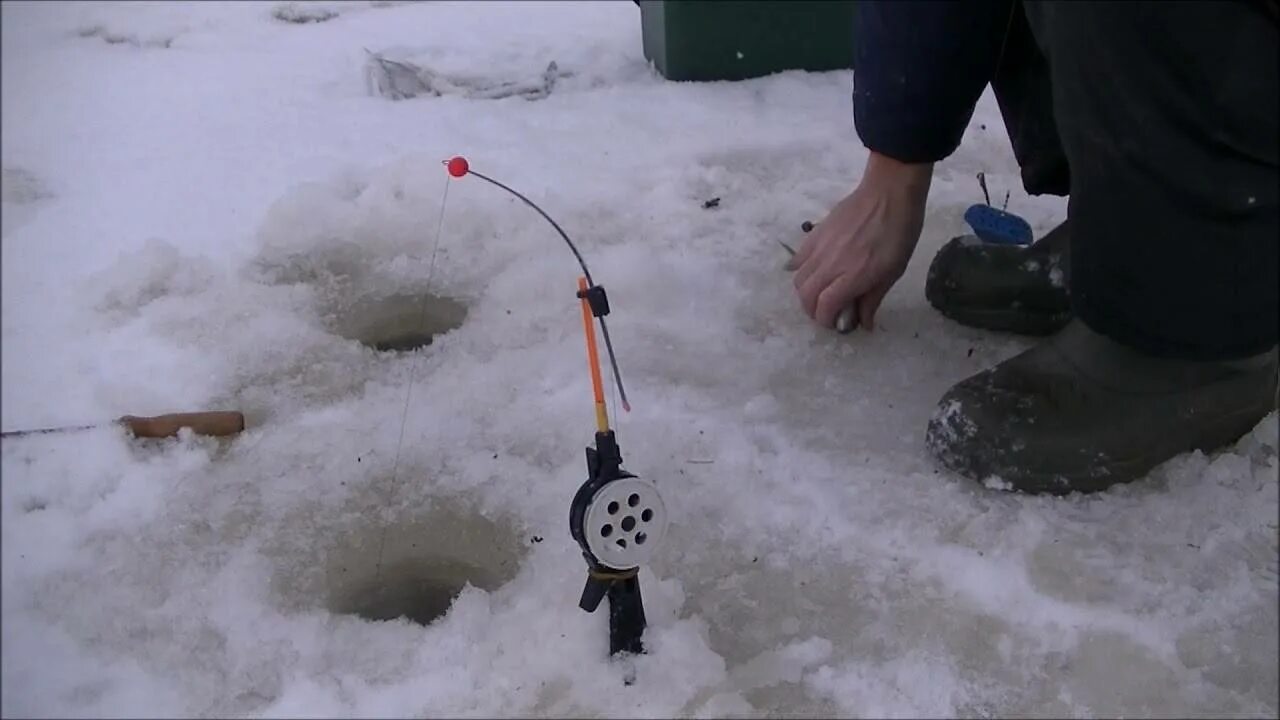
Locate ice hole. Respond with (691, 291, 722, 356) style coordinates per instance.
(326, 291, 468, 353)
(273, 501, 523, 628)
(328, 557, 492, 627)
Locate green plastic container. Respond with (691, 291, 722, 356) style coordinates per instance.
(639, 0, 857, 82)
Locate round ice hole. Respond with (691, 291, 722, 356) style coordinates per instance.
(641, 508, 653, 522)
(328, 292, 468, 353)
(331, 559, 482, 626)
(621, 516, 636, 532)
(627, 493, 640, 507)
(296, 504, 523, 628)
(636, 532, 647, 545)
(607, 501, 619, 515)
(601, 523, 613, 538)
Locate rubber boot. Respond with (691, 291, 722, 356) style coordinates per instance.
(925, 220, 1071, 335)
(926, 320, 1279, 495)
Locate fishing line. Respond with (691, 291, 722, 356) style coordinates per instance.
(373, 172, 453, 583)
(610, 357, 622, 436)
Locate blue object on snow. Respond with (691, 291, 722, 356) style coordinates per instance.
(964, 204, 1033, 246)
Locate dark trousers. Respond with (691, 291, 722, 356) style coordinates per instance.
(995, 1, 1277, 360)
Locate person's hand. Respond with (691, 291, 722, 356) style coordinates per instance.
(789, 152, 934, 331)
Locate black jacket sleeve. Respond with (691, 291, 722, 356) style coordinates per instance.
(852, 0, 1017, 163)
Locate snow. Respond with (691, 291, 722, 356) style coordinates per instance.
(2, 1, 1276, 717)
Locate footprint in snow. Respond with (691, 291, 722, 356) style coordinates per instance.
(2, 167, 55, 238)
(75, 25, 173, 49)
(271, 2, 340, 24)
(271, 0, 418, 25)
(1, 168, 53, 205)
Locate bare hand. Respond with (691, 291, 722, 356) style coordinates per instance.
(790, 153, 933, 331)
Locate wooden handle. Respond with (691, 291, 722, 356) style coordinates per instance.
(118, 411, 246, 439)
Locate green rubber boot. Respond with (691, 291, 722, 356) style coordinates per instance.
(925, 220, 1071, 335)
(926, 320, 1279, 495)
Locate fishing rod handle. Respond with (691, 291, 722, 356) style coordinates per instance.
(118, 411, 246, 438)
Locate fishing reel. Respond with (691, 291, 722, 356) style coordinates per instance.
(569, 429, 668, 655)
(571, 455, 667, 575)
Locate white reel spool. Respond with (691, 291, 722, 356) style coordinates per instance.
(582, 476, 667, 571)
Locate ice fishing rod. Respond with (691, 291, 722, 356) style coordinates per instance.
(445, 156, 666, 660)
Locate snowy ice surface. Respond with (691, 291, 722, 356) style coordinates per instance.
(2, 1, 1276, 717)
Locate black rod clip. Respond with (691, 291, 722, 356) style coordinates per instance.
(576, 283, 611, 318)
